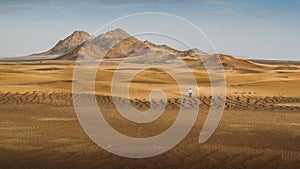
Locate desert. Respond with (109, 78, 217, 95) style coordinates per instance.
(0, 29, 299, 169)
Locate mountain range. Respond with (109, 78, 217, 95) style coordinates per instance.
(5, 28, 260, 68)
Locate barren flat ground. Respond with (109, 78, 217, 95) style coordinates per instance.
(0, 59, 300, 169)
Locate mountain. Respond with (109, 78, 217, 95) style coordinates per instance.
(57, 28, 190, 60)
(57, 28, 149, 60)
(36, 30, 92, 56)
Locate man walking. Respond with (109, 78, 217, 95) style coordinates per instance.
(188, 88, 192, 97)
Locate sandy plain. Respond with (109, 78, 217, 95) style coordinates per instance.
(0, 59, 299, 169)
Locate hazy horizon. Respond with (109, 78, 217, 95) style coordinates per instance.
(0, 0, 299, 61)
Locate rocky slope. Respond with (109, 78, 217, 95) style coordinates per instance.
(36, 30, 92, 56)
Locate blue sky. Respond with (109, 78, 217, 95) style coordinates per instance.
(0, 0, 299, 60)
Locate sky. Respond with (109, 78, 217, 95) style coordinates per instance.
(0, 0, 299, 60)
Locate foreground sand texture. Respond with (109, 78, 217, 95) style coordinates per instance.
(0, 58, 300, 169)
